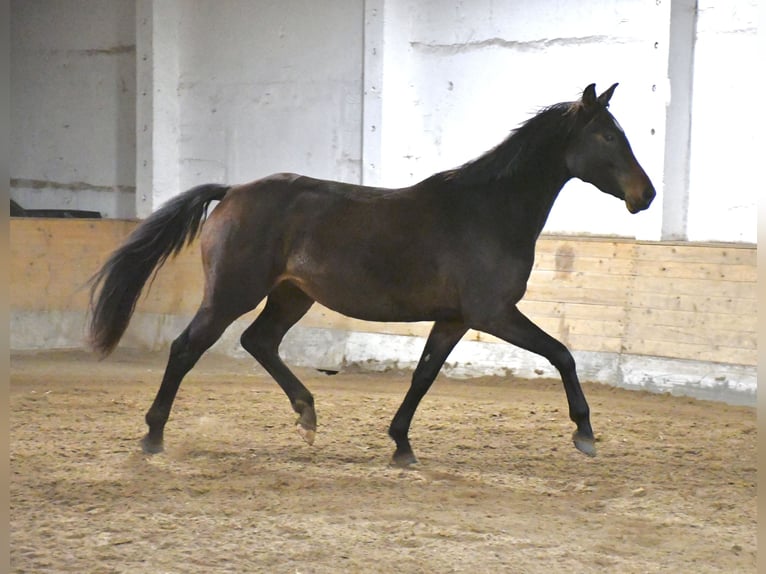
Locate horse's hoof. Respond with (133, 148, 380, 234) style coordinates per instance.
(293, 401, 317, 446)
(141, 435, 164, 455)
(390, 450, 418, 468)
(572, 431, 597, 457)
(296, 424, 316, 446)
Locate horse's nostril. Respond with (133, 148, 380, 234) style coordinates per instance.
(643, 187, 656, 202)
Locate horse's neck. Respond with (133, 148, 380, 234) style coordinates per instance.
(499, 161, 572, 238)
(477, 125, 574, 235)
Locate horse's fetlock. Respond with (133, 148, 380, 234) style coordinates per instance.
(145, 408, 168, 429)
(388, 421, 407, 443)
(293, 396, 314, 412)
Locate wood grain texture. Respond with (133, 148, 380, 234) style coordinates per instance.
(10, 220, 756, 366)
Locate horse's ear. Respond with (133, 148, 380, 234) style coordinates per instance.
(597, 83, 619, 107)
(582, 83, 598, 108)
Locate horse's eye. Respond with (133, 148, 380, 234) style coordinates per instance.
(604, 133, 615, 143)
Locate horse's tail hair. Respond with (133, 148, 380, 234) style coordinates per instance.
(88, 183, 230, 357)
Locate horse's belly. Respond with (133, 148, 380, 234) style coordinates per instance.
(318, 294, 460, 324)
(281, 265, 461, 324)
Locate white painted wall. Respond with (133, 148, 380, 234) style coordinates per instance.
(9, 0, 759, 241)
(685, 0, 759, 243)
(175, 0, 363, 191)
(135, 0, 182, 217)
(10, 0, 136, 218)
(375, 0, 669, 240)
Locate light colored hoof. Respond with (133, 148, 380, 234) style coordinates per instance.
(573, 431, 597, 457)
(297, 424, 316, 446)
(141, 434, 164, 455)
(390, 452, 418, 468)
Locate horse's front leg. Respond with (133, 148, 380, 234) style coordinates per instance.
(475, 305, 596, 456)
(388, 321, 468, 466)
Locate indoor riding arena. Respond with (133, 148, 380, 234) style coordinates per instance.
(9, 2, 757, 573)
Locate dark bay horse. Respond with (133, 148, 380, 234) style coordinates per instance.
(89, 83, 655, 465)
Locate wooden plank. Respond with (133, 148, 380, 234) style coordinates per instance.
(623, 339, 756, 366)
(9, 219, 209, 313)
(529, 268, 632, 286)
(11, 219, 138, 311)
(631, 275, 756, 299)
(634, 242, 756, 265)
(465, 329, 623, 354)
(531, 253, 635, 275)
(625, 307, 756, 334)
(518, 300, 625, 322)
(524, 282, 629, 307)
(537, 236, 636, 259)
(528, 316, 624, 338)
(633, 259, 756, 282)
(624, 321, 756, 350)
(628, 291, 757, 315)
(10, 223, 54, 309)
(562, 334, 623, 353)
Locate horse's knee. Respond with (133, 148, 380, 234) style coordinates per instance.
(550, 343, 576, 375)
(560, 353, 576, 376)
(169, 330, 189, 356)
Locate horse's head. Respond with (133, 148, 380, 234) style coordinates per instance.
(565, 83, 655, 214)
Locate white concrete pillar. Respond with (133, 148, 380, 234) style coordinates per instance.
(362, 0, 385, 186)
(661, 0, 697, 240)
(135, 0, 181, 218)
(633, 0, 672, 241)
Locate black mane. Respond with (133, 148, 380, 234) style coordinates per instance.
(437, 101, 584, 185)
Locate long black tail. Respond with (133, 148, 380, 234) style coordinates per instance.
(88, 184, 230, 356)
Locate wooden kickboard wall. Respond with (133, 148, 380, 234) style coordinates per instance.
(10, 219, 757, 367)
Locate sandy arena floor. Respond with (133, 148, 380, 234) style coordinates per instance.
(10, 350, 756, 573)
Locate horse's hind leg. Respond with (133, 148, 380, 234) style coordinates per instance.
(239, 282, 317, 444)
(389, 320, 468, 467)
(142, 305, 241, 454)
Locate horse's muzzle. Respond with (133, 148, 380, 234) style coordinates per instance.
(626, 185, 656, 214)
